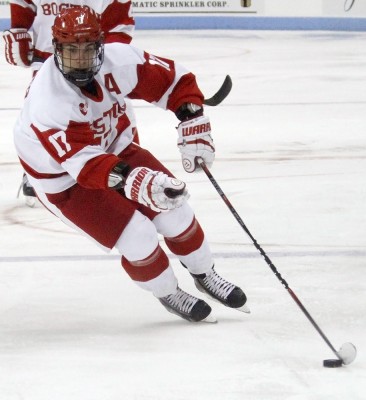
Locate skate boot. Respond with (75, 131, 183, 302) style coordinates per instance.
(191, 266, 250, 313)
(159, 287, 216, 323)
(17, 174, 37, 207)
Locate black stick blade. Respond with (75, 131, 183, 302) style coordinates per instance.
(338, 342, 357, 365)
(204, 75, 233, 106)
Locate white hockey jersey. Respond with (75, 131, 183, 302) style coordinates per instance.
(10, 0, 134, 70)
(13, 43, 204, 195)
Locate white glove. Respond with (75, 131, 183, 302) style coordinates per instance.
(177, 115, 215, 173)
(3, 28, 33, 67)
(124, 167, 189, 212)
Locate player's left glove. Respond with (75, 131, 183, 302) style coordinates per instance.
(177, 115, 215, 173)
(3, 28, 33, 67)
(124, 167, 189, 212)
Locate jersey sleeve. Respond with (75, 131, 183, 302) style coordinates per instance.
(31, 119, 121, 190)
(101, 0, 135, 44)
(126, 49, 204, 113)
(10, 0, 36, 30)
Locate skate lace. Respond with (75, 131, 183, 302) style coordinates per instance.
(165, 288, 198, 314)
(203, 269, 235, 300)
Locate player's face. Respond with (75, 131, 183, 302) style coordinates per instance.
(62, 42, 97, 72)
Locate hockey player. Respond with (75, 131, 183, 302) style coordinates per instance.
(3, 0, 137, 204)
(13, 6, 249, 322)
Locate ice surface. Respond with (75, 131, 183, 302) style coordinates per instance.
(1, 30, 365, 400)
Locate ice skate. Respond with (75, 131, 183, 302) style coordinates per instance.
(17, 174, 37, 207)
(192, 266, 250, 313)
(158, 287, 216, 323)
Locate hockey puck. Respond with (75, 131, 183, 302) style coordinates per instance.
(323, 359, 343, 368)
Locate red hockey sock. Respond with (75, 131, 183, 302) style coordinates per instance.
(164, 217, 204, 256)
(122, 245, 169, 282)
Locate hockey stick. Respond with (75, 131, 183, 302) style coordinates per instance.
(197, 157, 357, 366)
(203, 75, 232, 106)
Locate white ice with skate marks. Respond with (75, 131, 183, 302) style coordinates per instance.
(0, 31, 366, 400)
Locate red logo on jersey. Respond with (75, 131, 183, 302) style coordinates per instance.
(41, 3, 98, 17)
(79, 103, 88, 116)
(92, 101, 126, 141)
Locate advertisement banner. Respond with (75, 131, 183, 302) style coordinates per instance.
(132, 1, 264, 14)
(132, 0, 366, 16)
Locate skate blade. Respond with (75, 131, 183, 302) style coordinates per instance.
(338, 342, 357, 365)
(201, 313, 218, 323)
(25, 196, 37, 208)
(237, 304, 251, 313)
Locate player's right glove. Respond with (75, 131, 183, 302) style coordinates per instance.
(3, 28, 33, 67)
(124, 167, 189, 212)
(177, 115, 215, 173)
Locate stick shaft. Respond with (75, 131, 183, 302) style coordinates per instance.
(198, 159, 342, 361)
